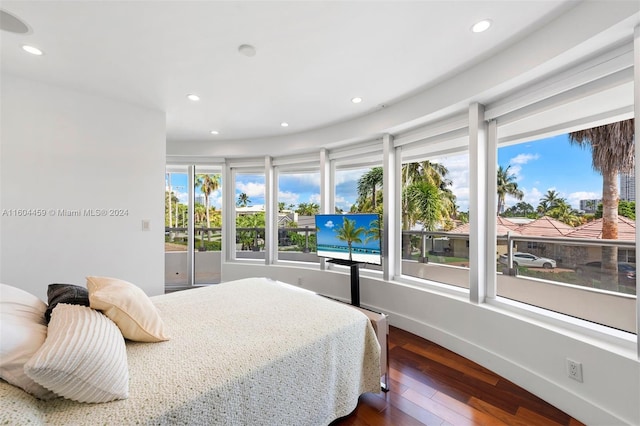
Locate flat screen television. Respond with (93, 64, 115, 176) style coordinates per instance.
(315, 213, 382, 265)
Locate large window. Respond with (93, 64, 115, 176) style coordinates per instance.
(277, 170, 320, 262)
(234, 172, 266, 260)
(399, 152, 471, 288)
(495, 119, 636, 333)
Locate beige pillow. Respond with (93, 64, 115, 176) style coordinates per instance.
(86, 276, 169, 342)
(24, 304, 129, 403)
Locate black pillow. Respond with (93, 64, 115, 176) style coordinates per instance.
(44, 283, 90, 324)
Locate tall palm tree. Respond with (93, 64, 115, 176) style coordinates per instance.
(569, 119, 635, 289)
(195, 174, 220, 231)
(357, 167, 384, 210)
(334, 217, 365, 261)
(236, 192, 250, 207)
(496, 165, 523, 215)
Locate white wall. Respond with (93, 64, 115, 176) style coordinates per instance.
(0, 74, 165, 299)
(221, 262, 639, 426)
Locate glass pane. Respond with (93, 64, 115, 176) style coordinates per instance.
(277, 171, 320, 262)
(496, 121, 636, 333)
(235, 173, 266, 260)
(400, 154, 470, 288)
(165, 171, 188, 285)
(194, 170, 222, 284)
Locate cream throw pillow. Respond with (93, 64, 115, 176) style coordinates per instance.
(0, 284, 55, 400)
(24, 304, 129, 403)
(86, 276, 169, 342)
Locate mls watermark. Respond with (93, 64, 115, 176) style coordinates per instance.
(1, 208, 129, 217)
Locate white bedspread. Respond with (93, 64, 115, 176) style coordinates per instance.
(0, 277, 381, 425)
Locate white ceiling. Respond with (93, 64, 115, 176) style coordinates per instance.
(0, 1, 580, 144)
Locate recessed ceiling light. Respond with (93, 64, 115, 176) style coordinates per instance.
(471, 19, 492, 33)
(351, 97, 363, 104)
(186, 94, 200, 101)
(22, 45, 43, 55)
(210, 130, 219, 135)
(238, 44, 256, 57)
(280, 122, 289, 127)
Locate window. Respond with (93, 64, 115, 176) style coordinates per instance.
(234, 172, 266, 260)
(496, 119, 636, 334)
(399, 150, 471, 289)
(277, 170, 320, 262)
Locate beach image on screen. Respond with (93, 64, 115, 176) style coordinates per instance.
(315, 213, 382, 265)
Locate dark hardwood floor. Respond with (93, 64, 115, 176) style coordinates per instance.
(334, 326, 586, 426)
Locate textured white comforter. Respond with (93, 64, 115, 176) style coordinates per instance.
(0, 277, 381, 425)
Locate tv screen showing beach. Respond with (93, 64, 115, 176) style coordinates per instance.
(315, 213, 382, 265)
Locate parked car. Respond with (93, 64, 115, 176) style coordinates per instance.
(498, 252, 556, 269)
(575, 261, 636, 287)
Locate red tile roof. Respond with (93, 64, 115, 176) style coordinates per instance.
(565, 216, 636, 241)
(515, 216, 574, 237)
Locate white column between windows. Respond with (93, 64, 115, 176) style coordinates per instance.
(486, 120, 498, 299)
(469, 103, 488, 304)
(633, 24, 639, 359)
(264, 156, 276, 265)
(383, 134, 399, 281)
(223, 163, 236, 262)
(187, 165, 195, 284)
(320, 149, 331, 270)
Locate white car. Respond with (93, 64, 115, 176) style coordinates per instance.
(499, 252, 556, 269)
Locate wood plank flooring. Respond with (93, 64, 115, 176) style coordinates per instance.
(333, 326, 586, 426)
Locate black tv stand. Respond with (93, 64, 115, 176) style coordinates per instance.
(327, 259, 362, 307)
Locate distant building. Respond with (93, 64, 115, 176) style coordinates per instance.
(194, 194, 205, 205)
(579, 199, 601, 213)
(620, 170, 635, 201)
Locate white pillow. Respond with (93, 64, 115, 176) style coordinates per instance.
(0, 283, 55, 399)
(86, 276, 169, 342)
(24, 303, 129, 403)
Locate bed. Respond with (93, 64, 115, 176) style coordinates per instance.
(0, 277, 381, 425)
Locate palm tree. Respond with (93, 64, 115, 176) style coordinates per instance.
(496, 165, 523, 215)
(538, 190, 562, 213)
(569, 119, 635, 289)
(365, 217, 381, 245)
(405, 181, 444, 232)
(236, 192, 250, 207)
(400, 161, 455, 258)
(548, 200, 582, 226)
(357, 167, 384, 210)
(195, 174, 220, 232)
(334, 217, 365, 261)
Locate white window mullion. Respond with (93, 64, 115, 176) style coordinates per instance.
(486, 120, 498, 300)
(469, 103, 488, 304)
(382, 134, 398, 281)
(264, 156, 276, 265)
(633, 24, 639, 359)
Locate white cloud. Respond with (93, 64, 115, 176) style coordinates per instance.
(278, 190, 300, 206)
(567, 191, 600, 210)
(308, 193, 321, 205)
(324, 220, 335, 228)
(510, 153, 539, 165)
(236, 181, 265, 198)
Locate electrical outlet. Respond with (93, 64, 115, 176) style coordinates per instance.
(567, 359, 583, 382)
(297, 277, 303, 286)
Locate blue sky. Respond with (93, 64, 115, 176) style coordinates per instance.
(167, 134, 605, 213)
